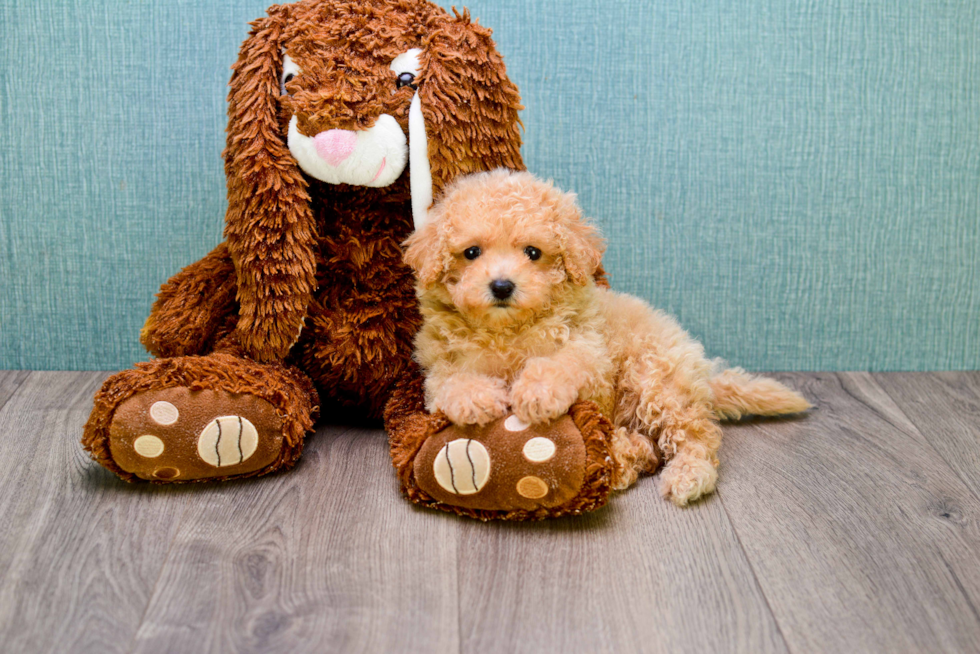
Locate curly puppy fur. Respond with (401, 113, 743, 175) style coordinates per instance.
(404, 170, 810, 506)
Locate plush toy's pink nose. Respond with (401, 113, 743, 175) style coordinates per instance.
(313, 129, 357, 167)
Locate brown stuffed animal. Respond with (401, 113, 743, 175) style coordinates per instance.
(83, 0, 628, 520)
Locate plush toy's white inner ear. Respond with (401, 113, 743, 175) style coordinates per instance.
(390, 49, 422, 77)
(391, 49, 433, 230)
(280, 54, 301, 96)
(409, 92, 433, 231)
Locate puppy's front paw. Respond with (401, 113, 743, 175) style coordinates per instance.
(659, 454, 718, 506)
(432, 375, 510, 426)
(510, 362, 580, 425)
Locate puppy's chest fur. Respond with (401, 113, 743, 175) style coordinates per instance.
(416, 283, 686, 394)
(419, 308, 579, 381)
(417, 284, 627, 382)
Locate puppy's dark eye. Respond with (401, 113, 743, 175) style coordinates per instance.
(524, 246, 542, 261)
(281, 73, 295, 95)
(396, 72, 417, 89)
(463, 246, 481, 260)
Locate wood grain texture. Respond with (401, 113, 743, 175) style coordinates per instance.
(718, 372, 980, 653)
(456, 489, 788, 654)
(0, 372, 188, 653)
(130, 425, 461, 654)
(1, 372, 979, 653)
(0, 370, 29, 412)
(873, 372, 980, 501)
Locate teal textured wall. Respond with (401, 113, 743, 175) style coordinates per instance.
(2, 0, 979, 371)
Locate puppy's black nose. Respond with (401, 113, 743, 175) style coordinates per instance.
(490, 279, 516, 300)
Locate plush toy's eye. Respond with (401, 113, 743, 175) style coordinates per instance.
(463, 246, 481, 260)
(390, 49, 422, 94)
(396, 72, 417, 89)
(524, 246, 542, 261)
(281, 54, 301, 96)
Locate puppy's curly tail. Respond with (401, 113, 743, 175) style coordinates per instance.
(709, 367, 810, 421)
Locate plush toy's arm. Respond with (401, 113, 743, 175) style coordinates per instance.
(140, 242, 238, 358)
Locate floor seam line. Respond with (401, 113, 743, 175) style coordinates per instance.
(867, 372, 980, 507)
(0, 371, 32, 415)
(717, 488, 796, 654)
(456, 521, 463, 654)
(123, 486, 203, 653)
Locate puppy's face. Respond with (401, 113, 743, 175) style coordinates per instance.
(441, 211, 566, 325)
(405, 170, 605, 326)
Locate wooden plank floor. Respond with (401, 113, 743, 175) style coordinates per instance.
(0, 371, 978, 653)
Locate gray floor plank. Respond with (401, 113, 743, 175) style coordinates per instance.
(456, 480, 788, 653)
(0, 372, 189, 654)
(130, 425, 461, 654)
(0, 370, 30, 412)
(718, 372, 980, 653)
(873, 372, 980, 502)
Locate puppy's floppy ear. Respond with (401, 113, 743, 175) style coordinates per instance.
(223, 5, 317, 363)
(402, 218, 446, 290)
(557, 196, 606, 285)
(418, 9, 524, 206)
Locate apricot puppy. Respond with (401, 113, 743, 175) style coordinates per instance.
(404, 169, 809, 505)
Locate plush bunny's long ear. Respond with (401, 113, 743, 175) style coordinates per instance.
(223, 7, 317, 363)
(415, 9, 524, 229)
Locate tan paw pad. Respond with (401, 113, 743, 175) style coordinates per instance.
(153, 467, 180, 480)
(504, 415, 530, 432)
(522, 437, 556, 462)
(197, 416, 259, 467)
(516, 476, 549, 499)
(433, 439, 491, 495)
(133, 435, 165, 458)
(149, 401, 179, 425)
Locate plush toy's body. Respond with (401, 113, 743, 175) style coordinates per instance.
(83, 0, 623, 519)
(138, 184, 420, 420)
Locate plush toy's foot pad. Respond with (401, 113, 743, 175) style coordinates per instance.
(108, 388, 284, 481)
(405, 402, 616, 519)
(83, 353, 316, 483)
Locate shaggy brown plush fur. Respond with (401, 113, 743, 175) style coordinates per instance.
(220, 1, 522, 366)
(86, 0, 614, 509)
(140, 243, 238, 359)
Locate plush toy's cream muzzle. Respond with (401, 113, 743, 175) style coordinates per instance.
(284, 50, 433, 229)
